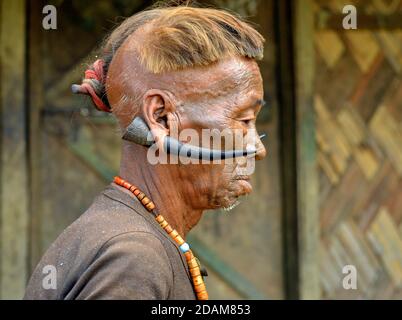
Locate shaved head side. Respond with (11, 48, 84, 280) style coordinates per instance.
(77, 3, 265, 118)
(104, 5, 265, 74)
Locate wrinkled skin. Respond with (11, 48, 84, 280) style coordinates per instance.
(106, 32, 266, 237)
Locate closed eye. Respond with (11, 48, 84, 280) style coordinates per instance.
(240, 118, 254, 125)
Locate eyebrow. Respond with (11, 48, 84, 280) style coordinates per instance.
(233, 98, 266, 115)
(256, 99, 266, 108)
(250, 99, 266, 110)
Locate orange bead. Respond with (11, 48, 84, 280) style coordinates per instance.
(194, 282, 206, 293)
(133, 189, 140, 196)
(189, 266, 201, 277)
(123, 182, 130, 189)
(129, 186, 136, 192)
(197, 291, 209, 300)
(184, 251, 194, 261)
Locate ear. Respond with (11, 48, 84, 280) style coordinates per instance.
(141, 89, 179, 150)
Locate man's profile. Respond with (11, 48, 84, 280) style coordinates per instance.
(24, 3, 266, 300)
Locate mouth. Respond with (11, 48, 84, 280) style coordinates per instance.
(234, 177, 252, 195)
(234, 175, 250, 181)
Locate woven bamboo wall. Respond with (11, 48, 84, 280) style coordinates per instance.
(314, 0, 402, 299)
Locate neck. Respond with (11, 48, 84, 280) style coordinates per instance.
(118, 142, 203, 238)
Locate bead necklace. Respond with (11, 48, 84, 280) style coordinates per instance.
(113, 176, 208, 300)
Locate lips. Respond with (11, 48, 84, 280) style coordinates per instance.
(236, 179, 252, 195)
(235, 175, 250, 180)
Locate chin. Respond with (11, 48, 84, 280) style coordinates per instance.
(213, 184, 252, 209)
(223, 195, 239, 207)
(207, 178, 253, 210)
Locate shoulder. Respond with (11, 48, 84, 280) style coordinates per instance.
(97, 230, 172, 266)
(25, 186, 178, 300)
(63, 185, 162, 252)
(74, 231, 174, 299)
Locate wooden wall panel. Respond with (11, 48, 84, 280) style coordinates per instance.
(294, 0, 320, 299)
(314, 0, 402, 299)
(0, 0, 29, 299)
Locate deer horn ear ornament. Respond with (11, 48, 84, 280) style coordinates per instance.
(122, 117, 266, 161)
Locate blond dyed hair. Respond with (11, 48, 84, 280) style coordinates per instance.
(84, 2, 265, 111)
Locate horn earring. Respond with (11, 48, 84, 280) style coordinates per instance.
(122, 116, 265, 160)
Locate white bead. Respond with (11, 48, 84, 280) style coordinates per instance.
(180, 243, 190, 253)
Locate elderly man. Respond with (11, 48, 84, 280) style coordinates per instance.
(24, 4, 266, 300)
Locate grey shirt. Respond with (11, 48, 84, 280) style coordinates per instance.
(24, 183, 196, 300)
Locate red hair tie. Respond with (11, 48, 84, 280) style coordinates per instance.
(84, 59, 105, 82)
(71, 59, 111, 113)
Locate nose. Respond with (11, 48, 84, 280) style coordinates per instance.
(255, 133, 267, 161)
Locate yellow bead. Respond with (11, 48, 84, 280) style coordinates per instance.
(192, 275, 204, 286)
(155, 215, 164, 223)
(194, 282, 206, 293)
(170, 229, 178, 239)
(174, 235, 185, 246)
(164, 225, 173, 233)
(141, 197, 151, 206)
(160, 220, 168, 228)
(145, 202, 155, 211)
(188, 257, 199, 269)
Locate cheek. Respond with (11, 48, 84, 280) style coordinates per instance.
(177, 163, 226, 190)
(207, 162, 238, 194)
(182, 162, 245, 208)
(184, 163, 235, 192)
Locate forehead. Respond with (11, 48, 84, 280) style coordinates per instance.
(175, 56, 263, 101)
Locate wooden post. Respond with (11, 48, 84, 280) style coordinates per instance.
(0, 0, 29, 299)
(27, 0, 45, 274)
(293, 0, 320, 299)
(274, 0, 300, 299)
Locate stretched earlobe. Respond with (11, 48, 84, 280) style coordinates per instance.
(122, 116, 154, 146)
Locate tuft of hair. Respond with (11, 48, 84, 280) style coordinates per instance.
(80, 2, 265, 111)
(102, 3, 265, 74)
